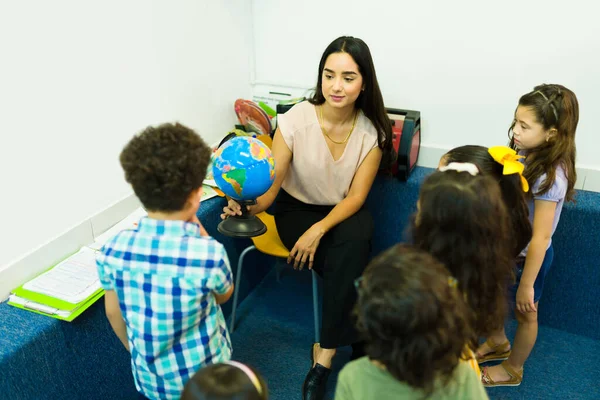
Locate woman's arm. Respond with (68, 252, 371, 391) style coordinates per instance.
(517, 199, 557, 313)
(289, 147, 382, 270)
(252, 128, 292, 214)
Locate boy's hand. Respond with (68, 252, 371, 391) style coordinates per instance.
(516, 284, 536, 313)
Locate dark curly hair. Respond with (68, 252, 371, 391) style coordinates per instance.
(412, 170, 513, 337)
(354, 244, 475, 396)
(181, 362, 268, 400)
(120, 123, 211, 212)
(442, 145, 532, 257)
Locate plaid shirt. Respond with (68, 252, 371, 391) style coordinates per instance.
(96, 217, 232, 400)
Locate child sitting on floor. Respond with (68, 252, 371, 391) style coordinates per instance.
(181, 361, 268, 400)
(335, 244, 488, 400)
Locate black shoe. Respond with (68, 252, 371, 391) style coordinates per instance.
(302, 363, 331, 400)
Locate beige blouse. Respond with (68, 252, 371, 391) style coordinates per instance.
(277, 101, 379, 205)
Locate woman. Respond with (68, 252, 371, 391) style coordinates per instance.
(222, 36, 392, 400)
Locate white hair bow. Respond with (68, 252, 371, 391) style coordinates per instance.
(439, 162, 480, 176)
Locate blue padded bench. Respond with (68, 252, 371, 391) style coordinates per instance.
(1, 166, 599, 399)
(366, 167, 600, 341)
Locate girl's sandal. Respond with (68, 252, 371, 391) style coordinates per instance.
(481, 361, 523, 387)
(477, 337, 511, 364)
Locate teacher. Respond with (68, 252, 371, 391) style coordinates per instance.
(221, 36, 392, 400)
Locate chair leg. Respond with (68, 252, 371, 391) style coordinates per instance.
(229, 245, 257, 333)
(311, 270, 320, 343)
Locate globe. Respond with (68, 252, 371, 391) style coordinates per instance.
(212, 136, 275, 201)
(212, 136, 275, 238)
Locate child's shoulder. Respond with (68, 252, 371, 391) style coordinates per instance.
(532, 163, 568, 201)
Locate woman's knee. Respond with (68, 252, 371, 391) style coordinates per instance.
(331, 208, 374, 242)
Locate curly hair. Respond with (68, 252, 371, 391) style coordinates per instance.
(354, 244, 475, 396)
(443, 145, 532, 257)
(181, 362, 268, 400)
(412, 170, 513, 337)
(120, 123, 211, 212)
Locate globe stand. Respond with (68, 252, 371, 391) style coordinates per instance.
(217, 199, 267, 238)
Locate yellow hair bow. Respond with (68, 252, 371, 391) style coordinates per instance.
(488, 146, 529, 192)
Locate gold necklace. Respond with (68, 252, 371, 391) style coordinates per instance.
(319, 105, 358, 145)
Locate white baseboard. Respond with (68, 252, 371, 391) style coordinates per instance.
(0, 193, 140, 301)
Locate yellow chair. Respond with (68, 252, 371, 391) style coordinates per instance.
(229, 211, 321, 342)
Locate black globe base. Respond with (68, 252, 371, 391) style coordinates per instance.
(217, 199, 267, 238)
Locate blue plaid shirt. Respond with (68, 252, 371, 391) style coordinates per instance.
(96, 217, 232, 400)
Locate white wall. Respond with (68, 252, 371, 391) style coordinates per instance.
(251, 0, 600, 169)
(0, 1, 253, 276)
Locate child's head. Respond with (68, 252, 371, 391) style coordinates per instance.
(412, 167, 513, 337)
(354, 244, 475, 395)
(440, 145, 532, 257)
(181, 361, 268, 400)
(510, 83, 579, 201)
(120, 123, 211, 216)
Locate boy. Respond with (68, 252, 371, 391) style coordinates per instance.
(96, 123, 234, 400)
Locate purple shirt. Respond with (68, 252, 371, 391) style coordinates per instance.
(520, 162, 568, 257)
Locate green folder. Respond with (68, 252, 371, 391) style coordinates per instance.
(8, 290, 105, 322)
(7, 247, 105, 322)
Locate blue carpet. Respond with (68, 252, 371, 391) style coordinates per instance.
(230, 268, 600, 400)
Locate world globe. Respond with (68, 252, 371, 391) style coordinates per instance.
(212, 136, 275, 201)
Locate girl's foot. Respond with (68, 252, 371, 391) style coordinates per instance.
(476, 338, 511, 363)
(482, 361, 523, 387)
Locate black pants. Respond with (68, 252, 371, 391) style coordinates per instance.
(274, 190, 373, 349)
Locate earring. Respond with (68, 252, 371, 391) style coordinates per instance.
(546, 136, 549, 142)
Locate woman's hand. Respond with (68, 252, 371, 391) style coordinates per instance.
(288, 223, 326, 270)
(220, 195, 273, 220)
(221, 198, 244, 219)
(516, 283, 536, 313)
(220, 198, 257, 219)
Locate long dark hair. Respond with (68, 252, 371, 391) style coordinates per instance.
(443, 145, 532, 257)
(355, 244, 475, 396)
(508, 84, 578, 202)
(308, 36, 392, 154)
(412, 170, 513, 337)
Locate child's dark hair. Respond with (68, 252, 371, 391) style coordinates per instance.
(120, 123, 211, 212)
(412, 170, 513, 337)
(443, 145, 532, 257)
(181, 362, 268, 400)
(509, 83, 579, 202)
(354, 244, 475, 396)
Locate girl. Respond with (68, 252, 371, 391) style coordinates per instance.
(440, 145, 532, 258)
(222, 36, 393, 400)
(479, 84, 579, 387)
(412, 166, 514, 375)
(335, 244, 488, 400)
(181, 361, 268, 400)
